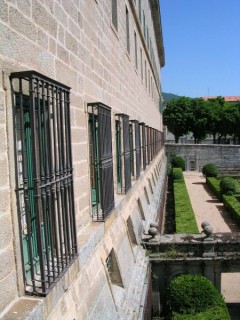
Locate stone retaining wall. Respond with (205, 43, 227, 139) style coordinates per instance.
(165, 144, 240, 173)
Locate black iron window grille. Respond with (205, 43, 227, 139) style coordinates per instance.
(152, 129, 156, 158)
(161, 131, 164, 150)
(115, 114, 131, 194)
(146, 126, 150, 165)
(156, 130, 162, 155)
(129, 120, 141, 179)
(156, 130, 160, 155)
(129, 123, 134, 177)
(10, 70, 77, 296)
(150, 127, 154, 161)
(134, 121, 141, 178)
(88, 102, 114, 221)
(140, 122, 146, 170)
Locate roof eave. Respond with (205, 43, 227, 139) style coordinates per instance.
(150, 0, 165, 68)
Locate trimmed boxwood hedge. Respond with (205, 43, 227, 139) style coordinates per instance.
(206, 177, 221, 200)
(220, 177, 237, 195)
(223, 195, 240, 225)
(202, 163, 219, 178)
(173, 169, 198, 233)
(172, 305, 230, 320)
(168, 274, 230, 320)
(172, 167, 184, 180)
(206, 177, 240, 227)
(172, 156, 185, 171)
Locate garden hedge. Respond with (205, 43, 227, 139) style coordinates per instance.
(206, 177, 221, 200)
(168, 274, 230, 320)
(220, 177, 237, 195)
(172, 167, 184, 180)
(172, 156, 185, 171)
(223, 195, 240, 225)
(202, 163, 219, 178)
(173, 169, 198, 233)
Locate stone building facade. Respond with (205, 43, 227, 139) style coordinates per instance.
(0, 0, 166, 319)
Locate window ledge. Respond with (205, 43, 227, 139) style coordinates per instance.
(1, 298, 43, 320)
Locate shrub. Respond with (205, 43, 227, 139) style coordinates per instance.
(223, 195, 240, 225)
(172, 156, 185, 171)
(172, 306, 230, 320)
(220, 177, 237, 195)
(172, 167, 183, 180)
(202, 163, 218, 178)
(206, 177, 221, 200)
(169, 274, 230, 320)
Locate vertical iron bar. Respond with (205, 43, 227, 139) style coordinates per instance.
(18, 78, 36, 292)
(57, 88, 68, 265)
(141, 123, 146, 170)
(54, 86, 64, 271)
(46, 83, 58, 279)
(64, 90, 77, 256)
(30, 77, 46, 293)
(38, 80, 51, 287)
(59, 89, 71, 263)
(122, 114, 131, 193)
(134, 121, 140, 179)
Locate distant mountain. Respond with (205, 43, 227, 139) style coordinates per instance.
(162, 92, 181, 101)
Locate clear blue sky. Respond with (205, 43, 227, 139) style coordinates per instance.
(160, 0, 240, 98)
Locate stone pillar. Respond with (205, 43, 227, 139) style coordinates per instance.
(203, 260, 216, 286)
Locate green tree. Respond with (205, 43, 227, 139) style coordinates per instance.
(163, 97, 192, 143)
(222, 102, 240, 144)
(205, 97, 224, 143)
(188, 98, 208, 143)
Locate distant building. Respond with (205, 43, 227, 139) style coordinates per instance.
(203, 96, 240, 104)
(0, 0, 166, 319)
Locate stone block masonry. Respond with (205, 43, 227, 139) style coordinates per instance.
(0, 0, 165, 318)
(165, 143, 240, 173)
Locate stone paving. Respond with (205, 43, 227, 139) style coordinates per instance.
(184, 171, 240, 305)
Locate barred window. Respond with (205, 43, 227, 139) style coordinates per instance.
(140, 48, 143, 80)
(140, 122, 146, 170)
(88, 102, 114, 221)
(126, 6, 130, 54)
(115, 114, 131, 194)
(130, 120, 141, 179)
(134, 31, 138, 70)
(146, 125, 150, 165)
(10, 71, 77, 296)
(145, 60, 147, 88)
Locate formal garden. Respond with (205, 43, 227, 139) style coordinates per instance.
(161, 156, 240, 319)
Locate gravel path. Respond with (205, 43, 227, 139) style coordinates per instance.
(184, 171, 240, 304)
